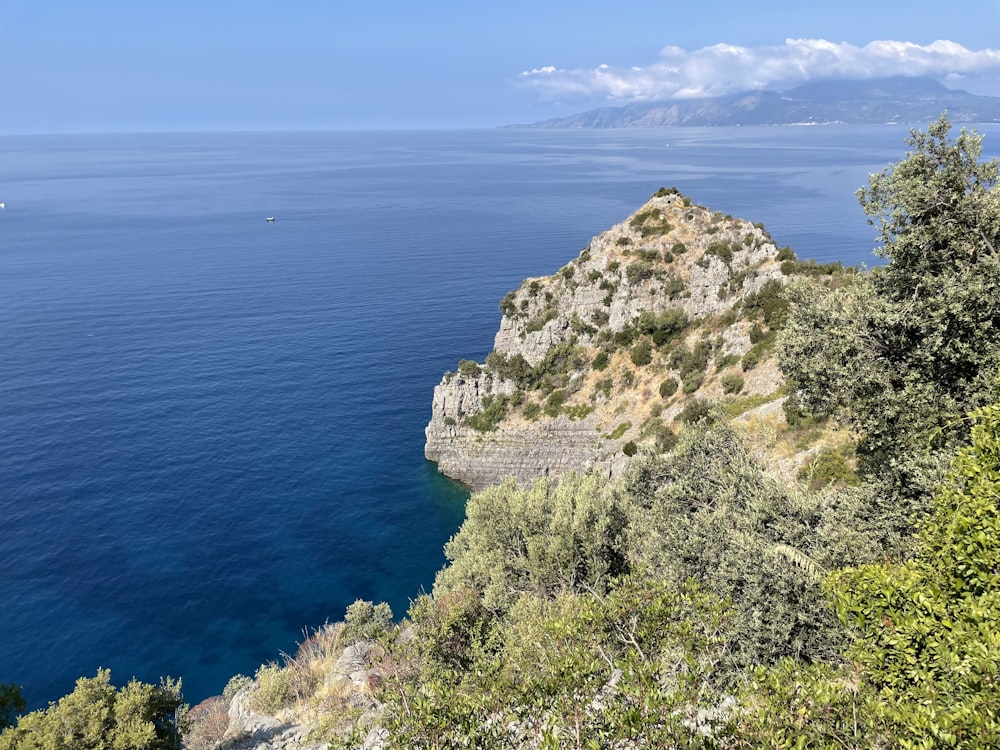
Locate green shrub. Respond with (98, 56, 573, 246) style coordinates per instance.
(591, 351, 609, 371)
(741, 279, 790, 328)
(672, 340, 711, 380)
(659, 377, 679, 398)
(630, 339, 653, 366)
(637, 308, 688, 343)
(485, 352, 532, 384)
(721, 372, 745, 394)
(629, 207, 673, 237)
(569, 316, 597, 336)
(457, 359, 481, 377)
(625, 260, 657, 284)
(544, 389, 568, 417)
(522, 401, 541, 420)
(0, 685, 24, 731)
(675, 399, 714, 424)
(524, 307, 558, 333)
(499, 291, 519, 317)
(705, 240, 735, 265)
(595, 377, 613, 398)
(682, 370, 705, 394)
(343, 599, 394, 642)
(622, 440, 638, 456)
(741, 342, 767, 371)
(613, 327, 636, 347)
(0, 670, 184, 750)
(565, 404, 594, 421)
(434, 473, 630, 612)
(671, 242, 687, 254)
(606, 422, 631, 440)
(656, 427, 679, 453)
(797, 447, 859, 491)
(662, 274, 685, 299)
(251, 663, 292, 714)
(464, 394, 509, 432)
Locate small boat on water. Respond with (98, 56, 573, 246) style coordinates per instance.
(265, 216, 275, 222)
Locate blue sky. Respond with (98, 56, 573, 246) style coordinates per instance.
(4, 0, 1000, 133)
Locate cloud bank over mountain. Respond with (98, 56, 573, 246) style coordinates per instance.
(520, 39, 1000, 102)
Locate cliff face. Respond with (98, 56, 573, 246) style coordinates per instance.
(425, 189, 791, 490)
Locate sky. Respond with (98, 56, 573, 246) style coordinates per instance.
(3, 0, 1000, 133)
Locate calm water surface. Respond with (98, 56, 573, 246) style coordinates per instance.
(2, 126, 997, 707)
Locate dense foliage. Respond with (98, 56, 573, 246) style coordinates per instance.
(780, 115, 1000, 507)
(0, 687, 24, 731)
(0, 670, 184, 750)
(735, 397, 1000, 748)
(622, 424, 900, 674)
(433, 473, 630, 613)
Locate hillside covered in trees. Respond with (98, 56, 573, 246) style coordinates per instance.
(3, 116, 1000, 749)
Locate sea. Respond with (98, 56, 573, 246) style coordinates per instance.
(2, 125, 998, 709)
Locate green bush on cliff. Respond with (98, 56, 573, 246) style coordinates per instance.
(457, 359, 481, 377)
(463, 394, 509, 432)
(779, 115, 1000, 513)
(621, 423, 900, 674)
(721, 372, 745, 394)
(629, 339, 652, 366)
(734, 396, 1000, 747)
(433, 473, 629, 613)
(659, 377, 678, 399)
(358, 579, 730, 750)
(343, 599, 394, 642)
(0, 669, 184, 750)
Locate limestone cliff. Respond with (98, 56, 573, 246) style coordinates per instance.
(425, 188, 804, 490)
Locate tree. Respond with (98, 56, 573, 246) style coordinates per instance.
(0, 685, 24, 730)
(621, 423, 899, 674)
(780, 115, 1000, 504)
(0, 669, 184, 750)
(830, 398, 1000, 747)
(734, 392, 1000, 748)
(433, 472, 629, 613)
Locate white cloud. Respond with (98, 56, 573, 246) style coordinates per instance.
(519, 39, 1000, 102)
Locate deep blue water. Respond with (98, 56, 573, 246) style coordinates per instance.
(2, 126, 998, 709)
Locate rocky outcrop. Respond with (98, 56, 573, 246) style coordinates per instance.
(186, 638, 381, 750)
(425, 189, 791, 490)
(424, 395, 629, 490)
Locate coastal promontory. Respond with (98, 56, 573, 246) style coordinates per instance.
(424, 187, 836, 489)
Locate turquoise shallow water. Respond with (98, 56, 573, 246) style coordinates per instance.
(2, 126, 997, 708)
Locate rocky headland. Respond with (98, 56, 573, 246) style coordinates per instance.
(425, 187, 825, 490)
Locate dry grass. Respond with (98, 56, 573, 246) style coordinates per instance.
(182, 696, 231, 750)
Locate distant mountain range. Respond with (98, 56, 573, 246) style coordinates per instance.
(508, 77, 1000, 128)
